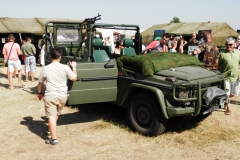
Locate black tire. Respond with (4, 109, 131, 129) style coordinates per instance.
(127, 93, 168, 136)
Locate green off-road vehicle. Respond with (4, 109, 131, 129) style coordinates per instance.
(44, 14, 228, 136)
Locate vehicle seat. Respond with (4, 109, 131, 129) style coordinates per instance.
(120, 39, 136, 56)
(93, 43, 112, 56)
(93, 38, 110, 62)
(49, 46, 68, 56)
(100, 45, 112, 56)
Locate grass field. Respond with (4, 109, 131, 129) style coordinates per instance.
(0, 66, 240, 160)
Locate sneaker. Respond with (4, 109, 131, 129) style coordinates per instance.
(45, 138, 58, 145)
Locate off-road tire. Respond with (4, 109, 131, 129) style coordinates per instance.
(127, 93, 168, 136)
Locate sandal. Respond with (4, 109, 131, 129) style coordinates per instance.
(17, 84, 25, 88)
(225, 109, 231, 115)
(224, 105, 227, 110)
(9, 86, 16, 90)
(23, 80, 28, 82)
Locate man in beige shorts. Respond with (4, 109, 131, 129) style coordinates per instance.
(218, 37, 240, 115)
(37, 47, 77, 145)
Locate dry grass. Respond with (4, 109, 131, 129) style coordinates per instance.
(0, 65, 240, 160)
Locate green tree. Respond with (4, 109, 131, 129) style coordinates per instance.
(170, 17, 181, 23)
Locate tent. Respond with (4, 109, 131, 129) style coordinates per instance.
(0, 17, 83, 35)
(0, 18, 83, 62)
(141, 22, 240, 46)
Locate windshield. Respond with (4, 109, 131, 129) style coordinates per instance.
(56, 28, 79, 43)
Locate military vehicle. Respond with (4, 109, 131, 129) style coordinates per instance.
(43, 14, 228, 136)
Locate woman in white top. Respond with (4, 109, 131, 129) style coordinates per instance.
(114, 40, 124, 54)
(40, 39, 46, 66)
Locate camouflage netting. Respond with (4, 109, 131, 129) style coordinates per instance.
(117, 52, 203, 76)
(141, 22, 240, 47)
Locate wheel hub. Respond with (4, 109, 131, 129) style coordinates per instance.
(136, 105, 152, 125)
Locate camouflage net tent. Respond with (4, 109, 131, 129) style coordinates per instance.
(0, 17, 83, 35)
(141, 22, 240, 47)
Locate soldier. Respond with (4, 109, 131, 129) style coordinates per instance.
(192, 33, 219, 70)
(188, 33, 198, 46)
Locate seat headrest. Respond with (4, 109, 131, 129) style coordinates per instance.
(93, 38, 103, 47)
(123, 39, 133, 47)
(49, 46, 68, 56)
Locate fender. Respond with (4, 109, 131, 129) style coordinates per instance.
(123, 83, 169, 119)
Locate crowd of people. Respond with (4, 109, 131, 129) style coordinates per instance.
(2, 34, 38, 89)
(1, 32, 240, 146)
(143, 33, 199, 54)
(193, 34, 240, 115)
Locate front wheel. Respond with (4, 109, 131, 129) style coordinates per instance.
(127, 93, 168, 136)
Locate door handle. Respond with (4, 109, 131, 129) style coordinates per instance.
(104, 64, 115, 68)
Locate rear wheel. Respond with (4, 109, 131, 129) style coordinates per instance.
(127, 93, 168, 136)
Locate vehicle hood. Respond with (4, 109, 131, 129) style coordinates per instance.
(155, 66, 217, 81)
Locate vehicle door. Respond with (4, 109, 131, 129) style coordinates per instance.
(67, 59, 118, 105)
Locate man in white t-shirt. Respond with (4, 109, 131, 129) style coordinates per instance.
(37, 47, 78, 145)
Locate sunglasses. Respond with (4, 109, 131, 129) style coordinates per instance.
(226, 44, 233, 46)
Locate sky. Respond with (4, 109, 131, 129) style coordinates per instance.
(0, 0, 239, 31)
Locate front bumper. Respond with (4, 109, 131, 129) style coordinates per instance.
(168, 79, 226, 117)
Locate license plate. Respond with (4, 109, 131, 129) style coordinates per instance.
(218, 97, 226, 106)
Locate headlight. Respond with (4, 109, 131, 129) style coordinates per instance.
(177, 86, 189, 99)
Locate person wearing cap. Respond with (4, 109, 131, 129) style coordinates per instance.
(218, 37, 240, 115)
(192, 33, 219, 70)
